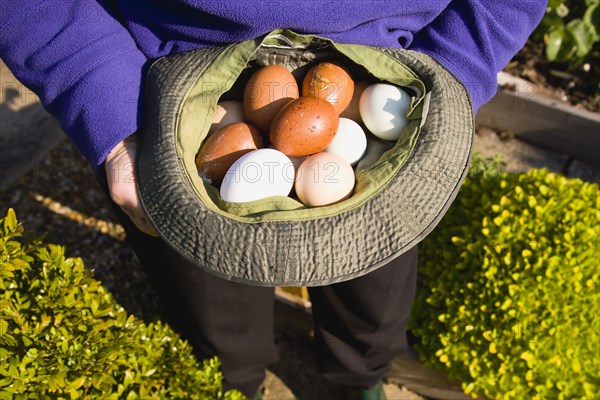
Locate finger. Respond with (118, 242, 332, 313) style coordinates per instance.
(119, 205, 159, 236)
(133, 215, 159, 237)
(120, 206, 135, 218)
(131, 210, 159, 237)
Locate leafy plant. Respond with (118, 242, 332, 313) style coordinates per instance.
(534, 0, 600, 62)
(0, 209, 245, 400)
(410, 154, 599, 399)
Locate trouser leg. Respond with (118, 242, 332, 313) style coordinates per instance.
(307, 246, 418, 388)
(94, 167, 278, 398)
(161, 246, 278, 397)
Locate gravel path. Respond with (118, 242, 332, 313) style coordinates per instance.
(0, 139, 163, 321)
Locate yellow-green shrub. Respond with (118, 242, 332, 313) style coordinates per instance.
(0, 209, 244, 400)
(411, 155, 599, 399)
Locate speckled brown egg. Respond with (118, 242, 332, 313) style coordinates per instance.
(302, 61, 354, 114)
(243, 65, 299, 133)
(270, 96, 339, 157)
(195, 122, 263, 183)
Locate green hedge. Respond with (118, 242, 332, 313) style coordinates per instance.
(0, 209, 244, 400)
(411, 154, 599, 399)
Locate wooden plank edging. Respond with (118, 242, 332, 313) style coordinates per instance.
(476, 72, 599, 166)
(0, 60, 64, 190)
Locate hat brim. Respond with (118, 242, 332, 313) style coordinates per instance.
(137, 31, 474, 286)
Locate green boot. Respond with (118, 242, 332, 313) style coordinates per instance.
(346, 380, 387, 400)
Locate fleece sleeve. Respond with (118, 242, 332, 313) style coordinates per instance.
(0, 0, 147, 167)
(409, 0, 547, 112)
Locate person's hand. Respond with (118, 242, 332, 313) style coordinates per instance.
(104, 133, 159, 236)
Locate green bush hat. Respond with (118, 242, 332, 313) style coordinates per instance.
(137, 29, 474, 286)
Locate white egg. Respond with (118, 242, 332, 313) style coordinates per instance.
(359, 83, 412, 141)
(220, 148, 294, 202)
(324, 118, 367, 165)
(209, 101, 245, 134)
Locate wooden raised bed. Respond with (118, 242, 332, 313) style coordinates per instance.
(0, 61, 64, 190)
(476, 72, 600, 166)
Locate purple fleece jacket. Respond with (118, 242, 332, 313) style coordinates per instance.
(0, 1, 546, 167)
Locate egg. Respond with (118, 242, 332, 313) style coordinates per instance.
(324, 118, 367, 165)
(195, 122, 263, 183)
(295, 152, 355, 207)
(268, 145, 307, 173)
(268, 146, 307, 193)
(302, 61, 354, 114)
(220, 148, 294, 202)
(270, 96, 339, 157)
(340, 80, 369, 124)
(288, 154, 308, 172)
(355, 135, 395, 171)
(359, 83, 412, 141)
(209, 101, 245, 134)
(243, 65, 299, 133)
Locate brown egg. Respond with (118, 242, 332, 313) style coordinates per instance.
(243, 65, 299, 133)
(195, 122, 263, 183)
(270, 97, 339, 157)
(209, 101, 245, 134)
(340, 80, 370, 124)
(302, 61, 354, 114)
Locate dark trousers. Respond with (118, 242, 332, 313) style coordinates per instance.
(96, 169, 418, 398)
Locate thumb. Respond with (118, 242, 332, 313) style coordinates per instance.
(105, 134, 159, 237)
